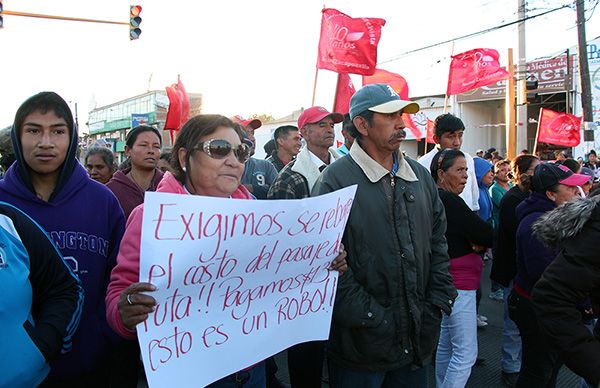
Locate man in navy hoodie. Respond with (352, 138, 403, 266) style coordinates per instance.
(0, 92, 125, 387)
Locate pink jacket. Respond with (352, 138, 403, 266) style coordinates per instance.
(105, 172, 252, 338)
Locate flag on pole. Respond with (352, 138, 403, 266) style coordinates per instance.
(165, 77, 190, 142)
(536, 108, 582, 147)
(446, 48, 510, 95)
(363, 69, 409, 99)
(317, 8, 386, 76)
(426, 119, 436, 144)
(333, 73, 356, 114)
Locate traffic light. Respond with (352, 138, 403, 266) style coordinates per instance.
(0, 0, 4, 29)
(526, 78, 539, 103)
(129, 5, 142, 40)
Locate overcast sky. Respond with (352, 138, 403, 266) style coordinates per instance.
(1, 0, 598, 131)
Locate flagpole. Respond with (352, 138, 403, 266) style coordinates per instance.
(506, 48, 517, 160)
(332, 73, 341, 111)
(532, 108, 543, 156)
(443, 41, 456, 113)
(311, 67, 320, 106)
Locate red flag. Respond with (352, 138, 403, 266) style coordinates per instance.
(426, 119, 436, 144)
(446, 48, 510, 95)
(536, 108, 582, 147)
(333, 73, 356, 114)
(363, 69, 409, 99)
(402, 114, 422, 140)
(317, 8, 386, 76)
(164, 78, 190, 132)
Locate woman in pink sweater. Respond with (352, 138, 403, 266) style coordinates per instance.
(106, 114, 346, 387)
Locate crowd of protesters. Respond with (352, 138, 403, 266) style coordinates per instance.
(1, 87, 600, 388)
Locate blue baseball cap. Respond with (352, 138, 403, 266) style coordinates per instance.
(349, 83, 420, 120)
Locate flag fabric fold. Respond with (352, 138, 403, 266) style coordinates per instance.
(536, 108, 582, 147)
(363, 69, 409, 100)
(402, 114, 422, 140)
(333, 73, 356, 114)
(426, 119, 436, 144)
(446, 48, 510, 95)
(164, 78, 190, 137)
(317, 8, 386, 76)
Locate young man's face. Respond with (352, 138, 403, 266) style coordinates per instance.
(435, 130, 464, 150)
(278, 130, 302, 156)
(20, 110, 70, 178)
(589, 153, 597, 164)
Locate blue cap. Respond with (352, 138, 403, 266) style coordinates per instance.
(349, 83, 420, 120)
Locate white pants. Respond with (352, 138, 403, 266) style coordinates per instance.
(435, 289, 478, 388)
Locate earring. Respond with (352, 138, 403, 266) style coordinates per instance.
(182, 166, 187, 172)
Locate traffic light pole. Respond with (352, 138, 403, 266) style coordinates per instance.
(3, 10, 128, 25)
(516, 0, 528, 154)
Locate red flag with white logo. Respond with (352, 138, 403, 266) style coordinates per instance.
(317, 8, 386, 76)
(363, 69, 409, 99)
(402, 114, 422, 140)
(426, 119, 436, 144)
(333, 73, 356, 114)
(446, 48, 510, 95)
(536, 108, 582, 147)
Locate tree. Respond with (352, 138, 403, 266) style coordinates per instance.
(248, 113, 274, 123)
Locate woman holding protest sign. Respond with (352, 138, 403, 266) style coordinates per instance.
(106, 114, 347, 387)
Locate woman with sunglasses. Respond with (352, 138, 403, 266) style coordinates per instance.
(430, 149, 493, 388)
(106, 115, 346, 387)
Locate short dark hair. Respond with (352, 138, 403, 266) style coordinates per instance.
(160, 151, 171, 161)
(125, 125, 162, 148)
(170, 114, 243, 186)
(273, 125, 299, 145)
(562, 158, 581, 173)
(342, 113, 360, 139)
(85, 147, 115, 171)
(351, 111, 374, 141)
(433, 113, 465, 139)
(430, 149, 465, 183)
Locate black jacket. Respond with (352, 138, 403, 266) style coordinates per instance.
(312, 143, 456, 371)
(531, 195, 600, 386)
(490, 185, 528, 287)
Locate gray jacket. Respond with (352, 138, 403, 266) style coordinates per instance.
(312, 142, 456, 371)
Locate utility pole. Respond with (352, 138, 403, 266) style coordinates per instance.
(506, 48, 517, 159)
(516, 0, 528, 153)
(576, 0, 593, 122)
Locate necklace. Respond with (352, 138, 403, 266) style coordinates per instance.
(129, 170, 151, 191)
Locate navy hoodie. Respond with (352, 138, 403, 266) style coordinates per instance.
(514, 191, 557, 296)
(0, 93, 125, 381)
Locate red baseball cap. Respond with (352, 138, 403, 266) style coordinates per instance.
(231, 115, 262, 130)
(297, 106, 344, 130)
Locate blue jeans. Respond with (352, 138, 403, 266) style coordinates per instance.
(436, 289, 478, 388)
(206, 362, 266, 388)
(328, 359, 427, 388)
(502, 284, 522, 373)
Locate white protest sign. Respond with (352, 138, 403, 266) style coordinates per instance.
(137, 186, 356, 388)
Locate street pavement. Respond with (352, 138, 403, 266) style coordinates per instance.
(272, 261, 581, 388)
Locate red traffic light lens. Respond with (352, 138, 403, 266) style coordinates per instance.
(130, 5, 142, 17)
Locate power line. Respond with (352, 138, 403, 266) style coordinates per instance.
(378, 4, 571, 64)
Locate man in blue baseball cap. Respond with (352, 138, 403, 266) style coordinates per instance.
(313, 83, 456, 387)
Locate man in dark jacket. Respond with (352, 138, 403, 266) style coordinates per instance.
(313, 84, 457, 387)
(532, 194, 600, 387)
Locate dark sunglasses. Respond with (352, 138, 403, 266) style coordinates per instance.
(193, 139, 250, 163)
